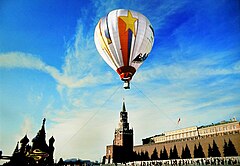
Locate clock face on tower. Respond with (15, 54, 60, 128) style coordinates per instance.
(121, 112, 127, 118)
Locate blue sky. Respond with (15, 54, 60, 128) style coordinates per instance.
(0, 0, 240, 162)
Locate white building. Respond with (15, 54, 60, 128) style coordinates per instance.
(142, 118, 240, 144)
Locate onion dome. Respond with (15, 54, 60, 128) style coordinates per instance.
(20, 135, 29, 144)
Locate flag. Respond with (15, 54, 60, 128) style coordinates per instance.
(177, 118, 181, 124)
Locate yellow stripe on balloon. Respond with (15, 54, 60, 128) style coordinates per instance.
(97, 20, 118, 68)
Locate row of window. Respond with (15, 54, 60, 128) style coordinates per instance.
(199, 125, 237, 135)
(153, 124, 238, 143)
(166, 127, 197, 135)
(154, 131, 199, 143)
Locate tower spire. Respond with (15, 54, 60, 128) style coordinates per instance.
(42, 118, 46, 129)
(122, 98, 126, 112)
(13, 142, 19, 154)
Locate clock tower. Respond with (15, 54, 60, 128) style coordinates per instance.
(114, 100, 133, 146)
(105, 99, 134, 164)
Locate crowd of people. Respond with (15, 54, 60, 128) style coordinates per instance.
(126, 157, 240, 166)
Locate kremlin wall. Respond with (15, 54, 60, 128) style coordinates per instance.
(133, 119, 240, 158)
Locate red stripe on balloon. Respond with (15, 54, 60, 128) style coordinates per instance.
(118, 17, 129, 66)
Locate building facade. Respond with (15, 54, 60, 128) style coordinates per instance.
(141, 119, 239, 145)
(134, 118, 240, 158)
(105, 100, 134, 164)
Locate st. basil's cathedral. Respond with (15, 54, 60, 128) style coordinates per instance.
(2, 118, 55, 166)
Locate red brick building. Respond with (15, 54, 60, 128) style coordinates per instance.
(134, 119, 240, 158)
(105, 100, 133, 163)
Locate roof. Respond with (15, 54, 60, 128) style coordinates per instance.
(198, 119, 239, 129)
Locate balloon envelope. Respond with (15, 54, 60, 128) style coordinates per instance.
(94, 9, 154, 88)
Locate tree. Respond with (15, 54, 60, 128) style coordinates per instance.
(184, 144, 191, 159)
(212, 140, 221, 157)
(144, 151, 150, 161)
(57, 158, 64, 166)
(169, 147, 173, 159)
(223, 139, 229, 157)
(194, 144, 198, 158)
(181, 144, 191, 159)
(172, 145, 179, 159)
(102, 156, 106, 164)
(159, 149, 163, 160)
(132, 151, 138, 161)
(161, 146, 168, 160)
(208, 144, 212, 157)
(140, 151, 145, 160)
(181, 146, 185, 159)
(228, 139, 238, 156)
(137, 152, 141, 161)
(198, 143, 205, 158)
(151, 148, 159, 160)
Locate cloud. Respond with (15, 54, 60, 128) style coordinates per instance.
(15, 116, 35, 144)
(0, 52, 114, 89)
(45, 106, 118, 161)
(134, 49, 240, 84)
(0, 52, 45, 69)
(92, 0, 189, 32)
(148, 0, 189, 28)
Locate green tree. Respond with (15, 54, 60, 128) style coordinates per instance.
(223, 139, 229, 157)
(140, 152, 143, 161)
(169, 147, 173, 159)
(137, 152, 141, 161)
(198, 143, 205, 158)
(173, 145, 179, 159)
(102, 156, 106, 164)
(181, 146, 185, 159)
(159, 149, 163, 160)
(132, 151, 138, 161)
(228, 139, 238, 156)
(194, 144, 198, 158)
(161, 146, 168, 160)
(208, 144, 212, 157)
(140, 151, 145, 160)
(58, 158, 64, 166)
(144, 151, 150, 160)
(184, 144, 191, 158)
(212, 140, 221, 157)
(151, 148, 159, 160)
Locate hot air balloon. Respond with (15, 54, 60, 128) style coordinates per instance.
(94, 9, 154, 89)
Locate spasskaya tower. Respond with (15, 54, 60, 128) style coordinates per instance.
(105, 99, 134, 164)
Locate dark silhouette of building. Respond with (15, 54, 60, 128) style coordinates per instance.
(105, 99, 134, 164)
(2, 118, 55, 166)
(31, 118, 49, 153)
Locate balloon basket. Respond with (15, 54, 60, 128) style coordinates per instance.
(123, 81, 130, 89)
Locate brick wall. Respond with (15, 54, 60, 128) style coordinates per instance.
(133, 133, 240, 158)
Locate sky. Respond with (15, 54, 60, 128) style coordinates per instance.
(0, 0, 240, 163)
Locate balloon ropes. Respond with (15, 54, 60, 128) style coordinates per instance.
(94, 9, 154, 89)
